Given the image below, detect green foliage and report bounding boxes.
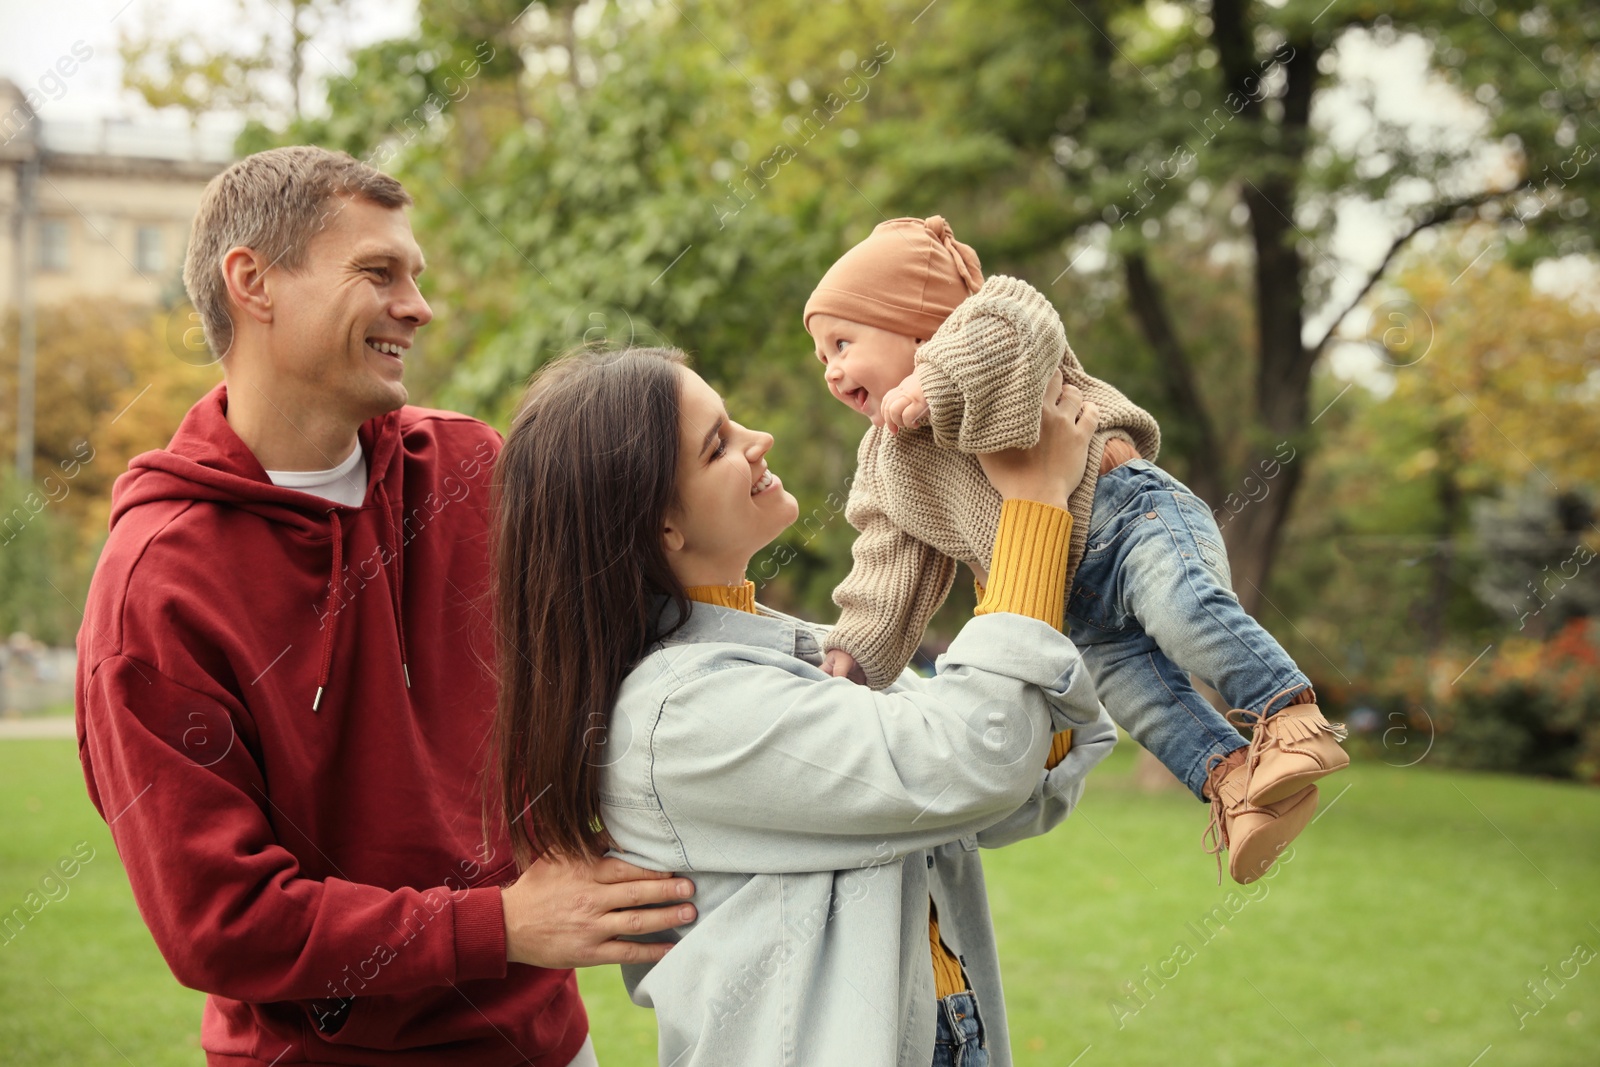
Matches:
[217,0,1600,635]
[1473,483,1600,636]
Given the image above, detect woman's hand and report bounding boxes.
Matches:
[976,370,1099,509]
[502,854,697,968]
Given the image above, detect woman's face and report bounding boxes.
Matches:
[663,367,800,586]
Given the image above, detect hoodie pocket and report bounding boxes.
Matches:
[313,985,453,1052]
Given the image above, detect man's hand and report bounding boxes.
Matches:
[881,367,930,436]
[821,648,868,685]
[502,854,696,968]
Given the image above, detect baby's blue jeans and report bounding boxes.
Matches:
[1066,459,1313,800]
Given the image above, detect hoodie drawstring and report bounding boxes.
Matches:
[377,482,411,689]
[312,485,411,712]
[314,510,343,712]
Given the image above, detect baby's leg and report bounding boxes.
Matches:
[1116,486,1314,719]
[1077,630,1246,801]
[1102,471,1345,808]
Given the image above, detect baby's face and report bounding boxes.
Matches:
[808,314,919,429]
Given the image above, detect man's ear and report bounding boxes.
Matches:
[220,245,276,327]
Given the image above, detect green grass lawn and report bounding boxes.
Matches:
[4,737,1597,1065]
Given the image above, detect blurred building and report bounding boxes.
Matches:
[0,77,233,313]
[2,77,234,480]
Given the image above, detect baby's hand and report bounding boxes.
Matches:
[881,368,930,436]
[822,649,869,686]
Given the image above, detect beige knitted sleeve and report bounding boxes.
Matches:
[824,480,959,691]
[914,275,1068,454]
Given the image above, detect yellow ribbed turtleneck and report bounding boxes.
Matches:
[683,581,758,614]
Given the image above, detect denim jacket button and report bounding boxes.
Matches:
[1145,510,1157,519]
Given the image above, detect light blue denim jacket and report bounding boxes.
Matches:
[599,598,1117,1066]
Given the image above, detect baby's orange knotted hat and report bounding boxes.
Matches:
[803,215,984,340]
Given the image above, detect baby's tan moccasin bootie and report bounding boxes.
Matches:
[1237,698,1349,807]
[1203,752,1319,885]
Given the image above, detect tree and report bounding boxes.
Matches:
[0,303,221,641]
[1267,257,1600,673]
[247,0,881,617]
[259,0,1600,633]
[121,0,355,129]
[737,0,1600,614]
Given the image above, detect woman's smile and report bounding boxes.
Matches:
[665,367,799,586]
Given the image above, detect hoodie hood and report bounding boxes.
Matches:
[110,382,401,536]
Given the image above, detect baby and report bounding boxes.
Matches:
[804,215,1347,883]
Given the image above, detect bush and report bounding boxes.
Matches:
[1324,618,1600,783]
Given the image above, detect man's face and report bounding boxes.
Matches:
[265,196,432,422]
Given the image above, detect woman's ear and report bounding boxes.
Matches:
[661,516,686,555]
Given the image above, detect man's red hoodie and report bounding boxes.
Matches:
[75,384,586,1066]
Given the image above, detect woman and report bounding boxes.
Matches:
[493,347,1117,1066]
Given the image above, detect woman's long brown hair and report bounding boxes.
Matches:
[492,347,691,866]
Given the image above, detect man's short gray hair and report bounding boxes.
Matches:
[183,146,412,357]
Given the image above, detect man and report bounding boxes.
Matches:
[75,146,695,1066]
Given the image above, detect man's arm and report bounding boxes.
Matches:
[81,656,693,1004]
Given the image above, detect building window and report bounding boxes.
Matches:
[135,225,164,273]
[38,219,69,271]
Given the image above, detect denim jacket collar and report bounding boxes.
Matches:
[652,594,826,667]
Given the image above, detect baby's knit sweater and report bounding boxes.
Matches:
[826,274,1163,690]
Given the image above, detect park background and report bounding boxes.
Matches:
[1,0,1598,1063]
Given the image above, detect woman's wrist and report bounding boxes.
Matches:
[999,489,1070,510]
[974,499,1072,629]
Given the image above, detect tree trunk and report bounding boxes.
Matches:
[1123,253,1225,509]
[1225,36,1321,615]
[1133,749,1186,792]
[1222,455,1306,617]
[290,1,306,123]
